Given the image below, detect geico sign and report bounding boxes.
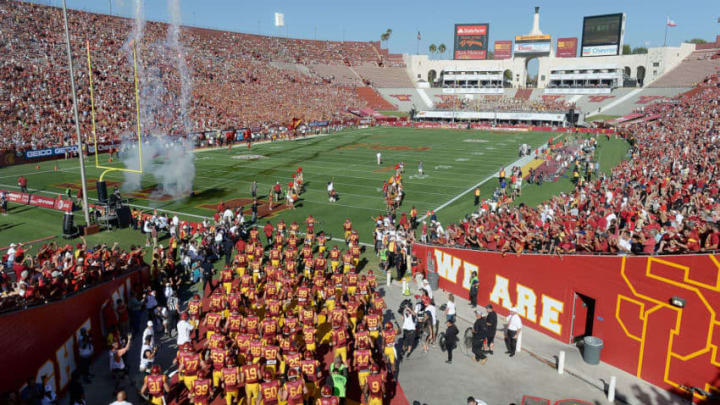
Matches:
[433,250,564,335]
[26,149,53,158]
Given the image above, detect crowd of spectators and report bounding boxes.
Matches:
[0,239,146,312]
[427,74,720,255]
[0,2,383,155]
[433,95,577,114]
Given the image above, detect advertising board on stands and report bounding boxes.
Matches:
[493,40,513,59]
[441,87,504,95]
[513,42,551,54]
[556,37,578,58]
[416,110,565,122]
[544,87,612,95]
[582,45,620,57]
[24,142,121,160]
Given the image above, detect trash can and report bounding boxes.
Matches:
[427,270,439,291]
[582,336,603,365]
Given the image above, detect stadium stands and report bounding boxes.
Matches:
[309,63,363,86]
[429,72,720,254]
[1,2,417,155]
[354,65,415,88]
[649,49,720,88]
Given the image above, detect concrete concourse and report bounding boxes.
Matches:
[380,276,687,405]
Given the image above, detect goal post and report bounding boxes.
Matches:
[86,40,143,182]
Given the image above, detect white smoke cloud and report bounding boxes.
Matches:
[167,0,192,132]
[119,0,196,201]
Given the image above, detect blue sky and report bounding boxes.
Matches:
[36,0,720,54]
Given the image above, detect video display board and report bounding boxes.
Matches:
[581,13,625,57]
[454,23,489,60]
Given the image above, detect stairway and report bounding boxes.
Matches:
[356,87,397,111]
[515,88,533,100]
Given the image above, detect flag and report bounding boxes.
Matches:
[274,12,284,27]
[666,17,676,27]
[290,117,302,130]
[417,31,421,41]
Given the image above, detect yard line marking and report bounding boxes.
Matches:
[418,134,566,222]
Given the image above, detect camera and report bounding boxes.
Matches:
[398,299,412,316]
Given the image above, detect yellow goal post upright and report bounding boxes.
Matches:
[85,39,143,201]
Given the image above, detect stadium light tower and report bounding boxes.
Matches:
[61,0,91,225]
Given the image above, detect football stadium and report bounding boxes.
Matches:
[1,1,720,404]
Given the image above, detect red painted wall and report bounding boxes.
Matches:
[0,268,148,394]
[413,244,720,396]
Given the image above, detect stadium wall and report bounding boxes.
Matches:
[0,267,149,395]
[412,243,720,396]
[405,43,694,89]
[404,54,526,87]
[537,43,695,88]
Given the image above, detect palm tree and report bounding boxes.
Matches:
[385,29,392,49]
[438,43,446,59]
[380,32,389,47]
[429,43,437,58]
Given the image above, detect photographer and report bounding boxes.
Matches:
[401,302,416,358]
[138,334,158,375]
[472,309,488,365]
[444,319,459,364]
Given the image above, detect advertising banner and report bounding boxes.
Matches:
[412,244,720,397]
[1,190,73,213]
[544,87,612,95]
[556,37,578,58]
[4,191,31,204]
[0,268,148,395]
[29,194,57,209]
[513,42,551,54]
[493,40,513,59]
[24,142,120,160]
[441,88,504,95]
[54,198,73,212]
[454,23,489,60]
[415,110,565,121]
[582,44,619,57]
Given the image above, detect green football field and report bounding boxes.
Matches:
[0,127,599,245]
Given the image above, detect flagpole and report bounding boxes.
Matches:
[663,18,668,47]
[416,30,419,55]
